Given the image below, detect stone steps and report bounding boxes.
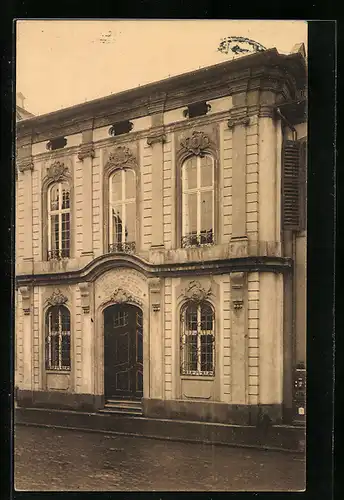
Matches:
[99,399,143,416]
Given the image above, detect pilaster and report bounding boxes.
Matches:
[17,158,34,261]
[147,118,166,249]
[230,272,248,403]
[148,277,164,399]
[78,282,94,394]
[19,286,33,390]
[78,130,95,257]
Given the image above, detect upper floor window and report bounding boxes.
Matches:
[109,169,136,254]
[47,182,70,260]
[181,155,214,248]
[180,301,215,376]
[45,305,71,371]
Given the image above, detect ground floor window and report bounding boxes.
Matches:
[45,305,71,370]
[180,301,215,376]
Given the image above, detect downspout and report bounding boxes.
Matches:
[277,106,298,421]
[276,107,298,141]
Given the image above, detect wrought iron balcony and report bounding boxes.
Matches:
[108,241,136,255]
[181,230,214,249]
[47,249,70,260]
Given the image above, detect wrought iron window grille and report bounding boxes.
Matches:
[47,249,70,260]
[180,304,215,376]
[181,230,214,248]
[108,241,136,254]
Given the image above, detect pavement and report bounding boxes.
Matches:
[14,425,306,492]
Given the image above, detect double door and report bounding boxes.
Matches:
[104,304,143,399]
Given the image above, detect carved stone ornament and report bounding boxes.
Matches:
[110,287,142,306]
[106,146,137,170]
[182,280,212,304]
[147,128,166,146]
[229,237,248,258]
[79,282,90,313]
[46,289,68,307]
[17,157,34,174]
[227,116,251,129]
[180,131,210,156]
[78,142,95,161]
[149,277,161,312]
[46,161,70,182]
[19,286,31,315]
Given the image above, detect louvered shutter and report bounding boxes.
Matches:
[282,140,301,230]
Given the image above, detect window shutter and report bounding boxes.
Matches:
[282,140,301,230]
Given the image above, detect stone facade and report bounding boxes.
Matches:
[15,47,307,425]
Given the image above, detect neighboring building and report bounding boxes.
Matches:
[16,92,34,121]
[15,45,307,426]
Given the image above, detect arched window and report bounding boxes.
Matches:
[109,169,136,253]
[181,155,214,248]
[47,182,70,260]
[45,305,71,370]
[180,301,215,376]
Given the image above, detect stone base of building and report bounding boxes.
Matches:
[16,389,104,412]
[142,398,283,426]
[15,406,305,453]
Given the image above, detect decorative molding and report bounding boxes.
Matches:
[109,287,142,306]
[230,272,246,312]
[227,116,251,129]
[229,237,249,258]
[17,157,34,174]
[181,280,212,304]
[46,161,70,183]
[147,128,166,146]
[180,131,211,156]
[105,145,137,170]
[77,142,95,161]
[79,282,90,314]
[46,289,68,307]
[149,277,161,312]
[19,286,31,315]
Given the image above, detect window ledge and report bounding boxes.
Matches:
[45,370,71,374]
[180,375,215,381]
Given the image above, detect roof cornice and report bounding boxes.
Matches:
[16,49,306,141]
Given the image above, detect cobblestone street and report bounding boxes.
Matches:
[14,425,305,491]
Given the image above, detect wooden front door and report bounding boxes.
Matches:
[104,304,143,400]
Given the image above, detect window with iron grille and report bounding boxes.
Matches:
[45,305,71,371]
[109,169,136,254]
[180,301,215,376]
[47,182,70,260]
[181,155,214,248]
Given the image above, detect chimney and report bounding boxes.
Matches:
[16,92,25,109]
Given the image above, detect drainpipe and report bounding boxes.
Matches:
[276,105,299,422]
[276,107,298,141]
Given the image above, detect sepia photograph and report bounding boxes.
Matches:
[14,19,307,492]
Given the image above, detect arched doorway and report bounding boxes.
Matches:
[104,303,143,400]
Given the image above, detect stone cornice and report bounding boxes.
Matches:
[15,254,293,287]
[16,49,306,142]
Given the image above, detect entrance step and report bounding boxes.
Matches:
[99,399,143,416]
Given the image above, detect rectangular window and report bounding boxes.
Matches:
[181,303,215,376]
[182,155,214,248]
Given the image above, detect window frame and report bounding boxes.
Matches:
[47,181,71,260]
[181,154,215,248]
[180,301,215,376]
[108,168,137,252]
[45,305,71,371]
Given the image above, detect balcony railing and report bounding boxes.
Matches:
[47,249,70,260]
[108,241,136,255]
[181,230,214,249]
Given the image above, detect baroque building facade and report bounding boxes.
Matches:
[15,46,307,426]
